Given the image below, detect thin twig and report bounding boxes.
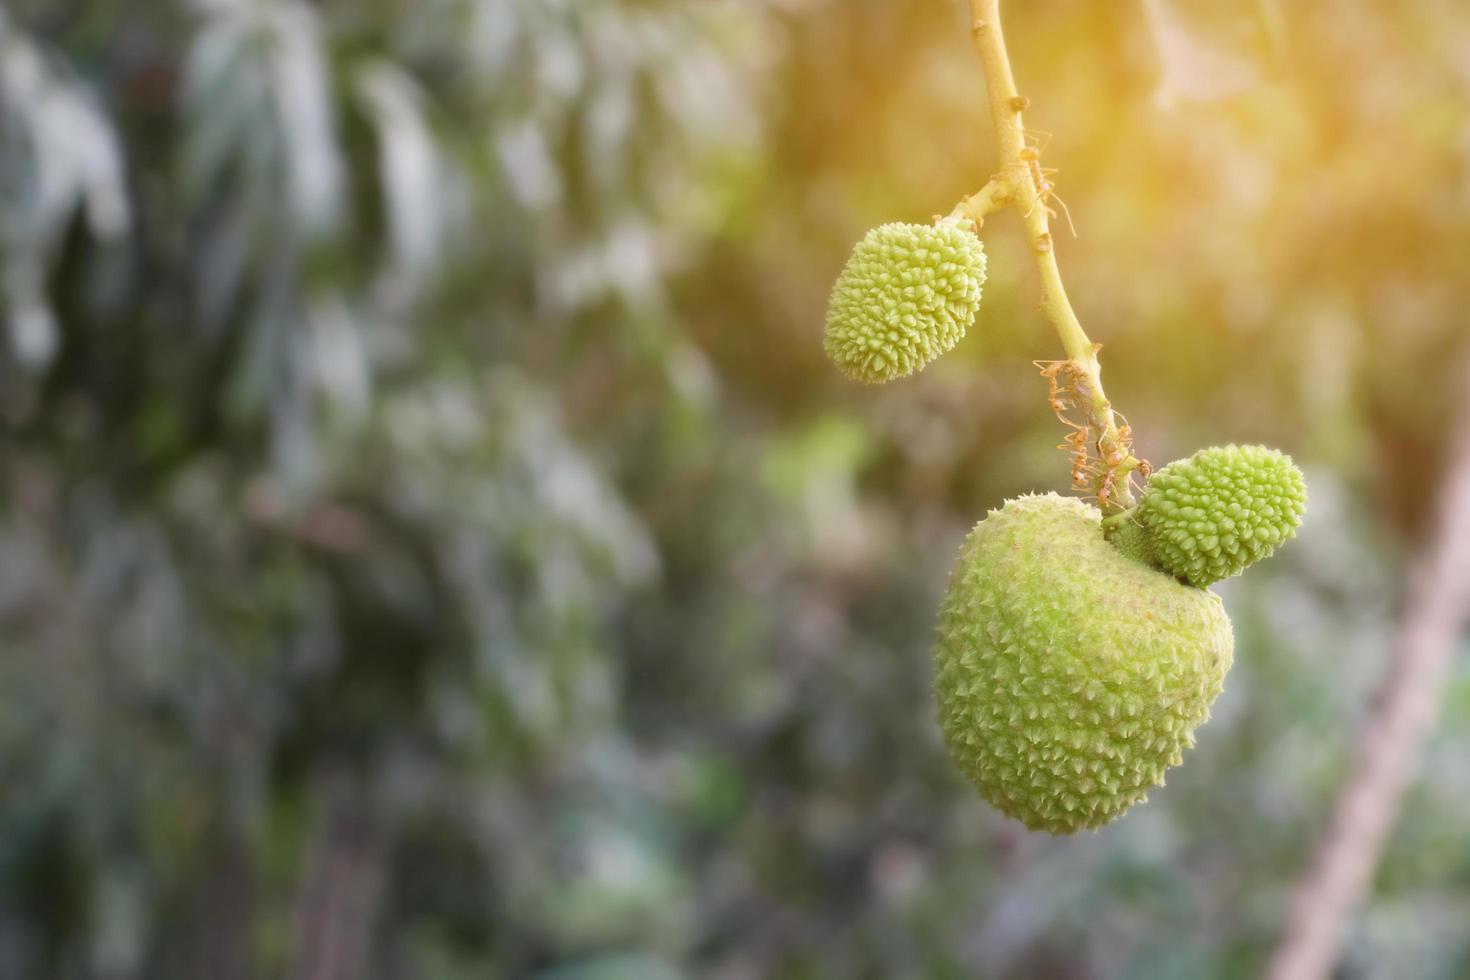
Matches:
[944,174,1014,226]
[1267,368,1470,980]
[964,0,1140,507]
[288,773,388,980]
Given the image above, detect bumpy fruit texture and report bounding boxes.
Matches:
[824,221,986,384]
[1128,445,1307,588]
[935,494,1233,834]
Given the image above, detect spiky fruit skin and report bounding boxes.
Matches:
[1131,445,1307,588]
[824,221,986,384]
[935,494,1234,834]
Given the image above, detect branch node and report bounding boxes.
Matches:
[1009,95,1030,112]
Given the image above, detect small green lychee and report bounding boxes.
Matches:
[824,220,986,384]
[1111,444,1307,588]
[935,493,1233,834]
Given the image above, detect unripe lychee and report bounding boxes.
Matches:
[1115,445,1307,588]
[935,494,1233,834]
[824,220,986,384]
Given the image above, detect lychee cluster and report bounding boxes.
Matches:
[820,213,1306,836]
[823,220,986,384]
[934,494,1234,834]
[1110,445,1307,588]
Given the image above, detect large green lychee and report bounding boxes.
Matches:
[824,220,986,384]
[1110,445,1307,588]
[935,493,1233,834]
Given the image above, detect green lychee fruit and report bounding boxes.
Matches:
[824,220,986,384]
[1112,445,1307,588]
[935,493,1234,834]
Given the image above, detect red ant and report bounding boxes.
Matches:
[1036,359,1099,492]
[1019,131,1077,238]
[1036,359,1154,507]
[1097,469,1118,509]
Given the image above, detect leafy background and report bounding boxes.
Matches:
[1,0,1468,977]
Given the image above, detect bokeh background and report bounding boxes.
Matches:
[2,0,1468,977]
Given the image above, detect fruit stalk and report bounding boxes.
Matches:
[965,0,1140,507]
[944,174,1013,226]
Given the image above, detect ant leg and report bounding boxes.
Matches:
[1022,129,1053,154]
[1051,191,1078,238]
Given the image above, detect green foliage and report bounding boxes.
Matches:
[0,0,766,975]
[935,494,1233,833]
[1120,445,1308,588]
[823,221,986,384]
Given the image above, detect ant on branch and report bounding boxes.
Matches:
[1096,412,1152,508]
[1035,360,1150,508]
[1036,359,1095,491]
[1018,130,1077,238]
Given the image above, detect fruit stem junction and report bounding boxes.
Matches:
[944,175,1014,227]
[960,0,1142,510]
